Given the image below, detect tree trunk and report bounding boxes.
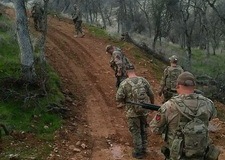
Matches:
[13,0,36,82]
[97,2,106,29]
[152,29,159,51]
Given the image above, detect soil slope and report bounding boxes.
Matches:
[45,16,225,160]
[4,8,225,159]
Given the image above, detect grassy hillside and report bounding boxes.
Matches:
[0,13,64,159]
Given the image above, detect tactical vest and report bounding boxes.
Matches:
[169,96,209,159]
[165,66,183,90]
[127,78,149,114]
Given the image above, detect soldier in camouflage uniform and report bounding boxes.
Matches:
[159,55,184,103]
[150,72,219,160]
[116,64,154,159]
[106,45,132,88]
[31,3,44,31]
[72,4,85,38]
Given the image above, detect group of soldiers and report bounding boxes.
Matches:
[29,2,220,158]
[30,3,84,37]
[106,45,220,160]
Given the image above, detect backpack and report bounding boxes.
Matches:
[121,51,132,76]
[127,78,149,114]
[170,99,209,159]
[165,66,183,90]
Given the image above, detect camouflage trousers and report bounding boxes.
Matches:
[33,17,43,31]
[74,20,83,35]
[127,116,148,154]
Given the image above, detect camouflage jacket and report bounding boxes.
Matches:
[150,93,217,147]
[110,48,131,77]
[160,65,183,91]
[31,5,44,18]
[72,8,82,21]
[116,77,154,117]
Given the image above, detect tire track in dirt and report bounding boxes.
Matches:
[48,26,114,107]
[47,29,116,135]
[46,22,136,159]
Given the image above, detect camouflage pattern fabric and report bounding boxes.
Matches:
[74,20,82,34]
[31,4,44,31]
[110,48,132,88]
[72,7,84,36]
[72,7,82,21]
[116,77,154,117]
[150,93,217,160]
[128,116,148,154]
[116,76,154,154]
[160,65,183,101]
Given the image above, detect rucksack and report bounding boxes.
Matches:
[165,66,183,90]
[170,99,209,159]
[127,78,149,114]
[121,51,132,76]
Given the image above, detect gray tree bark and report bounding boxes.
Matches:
[13,0,36,82]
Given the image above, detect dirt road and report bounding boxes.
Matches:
[45,16,165,160]
[44,16,225,160]
[5,5,224,159]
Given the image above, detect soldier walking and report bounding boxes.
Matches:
[150,72,220,160]
[159,55,183,102]
[72,4,85,38]
[105,45,132,88]
[31,3,44,31]
[116,64,154,159]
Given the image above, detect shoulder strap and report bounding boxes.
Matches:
[170,98,192,121]
[127,79,135,87]
[127,78,142,86]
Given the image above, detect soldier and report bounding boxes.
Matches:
[159,55,183,103]
[31,3,44,31]
[105,45,132,88]
[72,4,85,38]
[150,72,220,160]
[116,64,154,159]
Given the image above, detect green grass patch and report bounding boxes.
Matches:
[86,24,109,38]
[191,49,225,77]
[0,14,64,159]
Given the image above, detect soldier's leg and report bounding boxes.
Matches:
[37,17,42,31]
[33,18,38,31]
[77,21,84,37]
[127,117,143,158]
[79,21,85,37]
[140,116,148,154]
[38,17,44,31]
[74,23,79,37]
[77,21,82,34]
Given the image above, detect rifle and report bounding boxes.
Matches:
[126,101,160,111]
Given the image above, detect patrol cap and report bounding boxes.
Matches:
[126,64,135,70]
[177,71,196,86]
[105,45,113,53]
[169,55,178,63]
